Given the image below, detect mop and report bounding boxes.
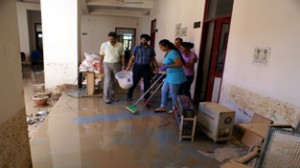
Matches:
[125,73,165,113]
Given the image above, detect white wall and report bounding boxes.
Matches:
[0,0,25,123]
[149,0,205,97]
[220,0,300,124]
[80,0,205,98]
[41,0,79,88]
[81,15,139,60]
[16,2,40,59]
[136,15,151,42]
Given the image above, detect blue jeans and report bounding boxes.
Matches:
[161,80,181,107]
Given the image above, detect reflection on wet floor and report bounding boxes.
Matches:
[23,64,248,168]
[30,95,248,167]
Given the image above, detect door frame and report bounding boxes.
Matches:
[205,18,230,101]
[194,0,233,103]
[150,19,157,47]
[35,23,43,51]
[115,27,136,50]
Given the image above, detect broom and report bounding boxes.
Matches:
[125,73,165,113]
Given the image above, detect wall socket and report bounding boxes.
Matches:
[253,47,271,65]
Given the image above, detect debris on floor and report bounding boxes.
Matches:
[51,93,62,101]
[27,110,49,125]
[26,114,35,125]
[197,148,214,154]
[55,84,78,94]
[22,64,59,139]
[197,144,248,163]
[36,110,49,117]
[32,83,45,93]
[27,110,50,139]
[65,89,89,98]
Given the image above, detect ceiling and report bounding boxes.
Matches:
[82,0,154,17]
[20,0,154,18]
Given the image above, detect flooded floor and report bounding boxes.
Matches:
[22,64,58,139]
[23,64,248,168]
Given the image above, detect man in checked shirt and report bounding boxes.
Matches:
[125,34,159,103]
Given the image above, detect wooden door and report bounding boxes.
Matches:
[150,19,156,47]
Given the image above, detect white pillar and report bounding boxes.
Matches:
[41,0,80,89]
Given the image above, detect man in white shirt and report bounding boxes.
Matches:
[99,32,125,104]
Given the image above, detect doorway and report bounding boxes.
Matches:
[194,0,234,103]
[35,23,43,51]
[115,28,136,66]
[150,19,157,47]
[27,10,43,65]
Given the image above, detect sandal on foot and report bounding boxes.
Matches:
[167,109,175,114]
[167,106,177,114]
[154,107,166,112]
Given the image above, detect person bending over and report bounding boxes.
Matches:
[154,39,186,113]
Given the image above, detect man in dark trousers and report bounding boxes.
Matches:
[125,34,158,102]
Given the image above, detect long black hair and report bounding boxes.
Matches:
[181,42,194,49]
[159,39,185,65]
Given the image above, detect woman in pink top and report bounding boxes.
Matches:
[179,42,198,99]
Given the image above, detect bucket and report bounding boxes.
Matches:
[115,71,133,89]
[32,94,49,107]
[33,83,45,93]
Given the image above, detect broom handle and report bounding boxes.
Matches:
[133,73,165,106]
[145,79,164,102]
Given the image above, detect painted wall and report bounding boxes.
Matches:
[81,15,139,60]
[16,2,40,60]
[148,0,205,97]
[41,0,79,88]
[0,0,25,124]
[136,15,151,43]
[0,0,32,166]
[220,0,300,126]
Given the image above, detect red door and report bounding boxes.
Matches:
[206,18,230,101]
[150,19,156,47]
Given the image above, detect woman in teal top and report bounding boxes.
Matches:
[154,39,187,113]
